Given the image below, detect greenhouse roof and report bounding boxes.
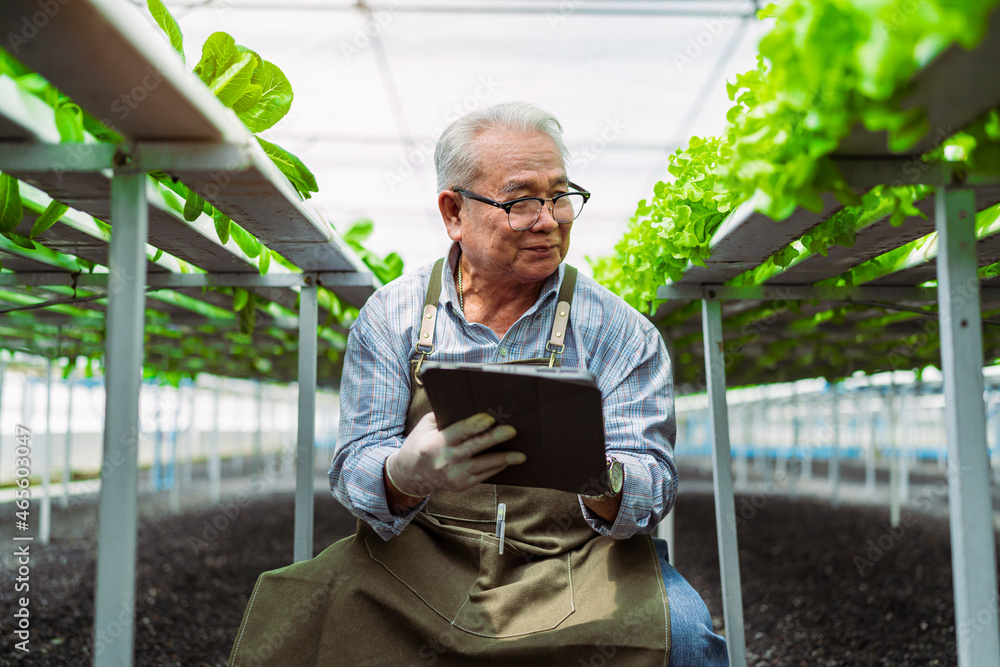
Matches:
[122,0,774,272]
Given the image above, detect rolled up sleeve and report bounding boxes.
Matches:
[580,325,678,539]
[329,307,425,540]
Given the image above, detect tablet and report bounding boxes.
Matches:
[418,361,610,495]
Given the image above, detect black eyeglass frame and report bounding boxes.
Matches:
[453,181,591,230]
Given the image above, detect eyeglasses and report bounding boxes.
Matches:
[453,182,591,231]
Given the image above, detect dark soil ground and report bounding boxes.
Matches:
[0,463,995,666]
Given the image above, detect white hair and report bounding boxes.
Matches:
[434,101,569,193]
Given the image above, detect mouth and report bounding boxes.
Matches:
[524,245,557,253]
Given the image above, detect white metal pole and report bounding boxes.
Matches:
[702,299,747,667]
[753,401,765,478]
[657,507,676,568]
[736,404,749,490]
[232,384,243,475]
[153,382,163,491]
[210,382,221,505]
[0,357,5,482]
[830,383,841,509]
[993,395,1000,484]
[776,398,788,480]
[184,384,194,485]
[936,187,1000,667]
[62,374,74,508]
[294,284,319,563]
[254,380,264,473]
[800,392,812,485]
[93,171,148,667]
[900,385,910,503]
[169,384,181,514]
[889,381,901,528]
[40,358,52,545]
[788,389,800,500]
[866,385,876,497]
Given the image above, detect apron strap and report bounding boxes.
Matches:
[547,265,577,367]
[413,257,445,384]
[414,258,578,376]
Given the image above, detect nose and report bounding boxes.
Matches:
[529,200,560,232]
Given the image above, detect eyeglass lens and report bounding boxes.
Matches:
[509,193,586,229]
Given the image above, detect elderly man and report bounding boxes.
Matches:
[228,102,727,667]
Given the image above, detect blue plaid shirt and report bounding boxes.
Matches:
[330,244,677,541]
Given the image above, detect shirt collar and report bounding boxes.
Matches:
[442,241,563,315]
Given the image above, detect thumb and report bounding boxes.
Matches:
[414,411,438,434]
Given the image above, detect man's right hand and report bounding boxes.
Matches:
[384,411,524,506]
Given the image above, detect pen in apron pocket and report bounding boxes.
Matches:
[495,503,506,554]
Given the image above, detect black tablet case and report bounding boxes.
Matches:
[419,362,609,495]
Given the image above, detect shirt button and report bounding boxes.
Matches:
[499,347,508,357]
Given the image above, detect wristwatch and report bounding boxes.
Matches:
[583,455,624,502]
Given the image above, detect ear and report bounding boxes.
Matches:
[438,190,463,242]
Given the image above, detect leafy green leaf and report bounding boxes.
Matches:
[256,137,318,198]
[14,73,59,107]
[54,103,85,142]
[151,247,164,263]
[229,222,261,258]
[183,188,205,222]
[209,51,256,107]
[146,0,185,63]
[239,61,293,132]
[233,287,249,312]
[6,232,35,250]
[0,50,30,78]
[213,208,231,245]
[30,201,68,239]
[343,218,374,244]
[232,83,263,116]
[257,247,271,275]
[194,32,239,85]
[0,173,23,233]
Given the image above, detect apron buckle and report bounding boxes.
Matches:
[413,347,434,385]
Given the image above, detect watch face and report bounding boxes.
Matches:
[609,461,624,494]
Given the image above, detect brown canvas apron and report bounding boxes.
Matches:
[228,260,670,667]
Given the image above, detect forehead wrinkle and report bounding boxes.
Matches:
[497,173,570,197]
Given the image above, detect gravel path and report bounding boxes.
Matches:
[0,463,995,666]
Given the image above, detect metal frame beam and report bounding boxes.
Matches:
[0,271,375,289]
[834,157,1000,190]
[936,188,1000,666]
[0,142,255,173]
[702,299,747,667]
[293,285,318,564]
[658,284,1000,302]
[92,171,148,667]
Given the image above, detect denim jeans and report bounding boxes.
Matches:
[652,538,730,666]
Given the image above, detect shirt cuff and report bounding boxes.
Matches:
[357,447,429,541]
[579,456,654,539]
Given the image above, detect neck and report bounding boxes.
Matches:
[457,256,550,336]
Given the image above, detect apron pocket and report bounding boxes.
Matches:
[364,523,575,639]
[451,534,575,638]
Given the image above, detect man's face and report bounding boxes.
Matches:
[443,128,572,285]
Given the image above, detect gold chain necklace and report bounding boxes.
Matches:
[457,252,464,313]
